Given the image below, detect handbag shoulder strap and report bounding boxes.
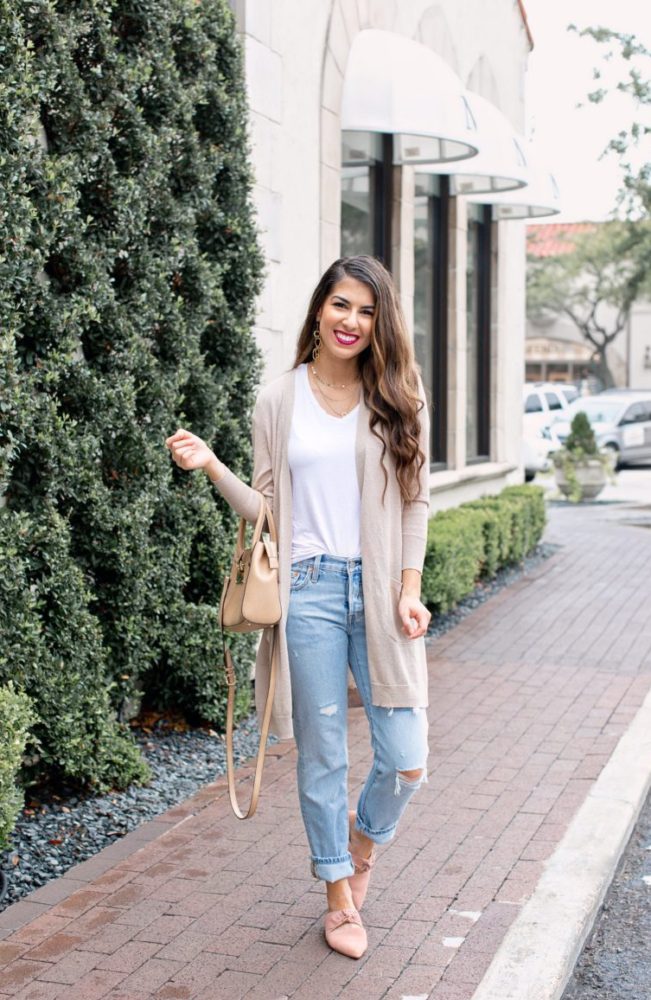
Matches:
[236,490,269,555]
[235,494,278,559]
[222,626,279,819]
[222,491,280,819]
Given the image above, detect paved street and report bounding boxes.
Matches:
[557,464,651,1000]
[562,782,651,1000]
[0,470,650,999]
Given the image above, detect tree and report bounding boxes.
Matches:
[527,221,648,389]
[571,26,651,303]
[527,25,651,390]
[572,27,651,221]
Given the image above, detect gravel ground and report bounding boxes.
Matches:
[0,541,557,912]
[562,784,651,999]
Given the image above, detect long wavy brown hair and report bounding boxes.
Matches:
[292,255,427,504]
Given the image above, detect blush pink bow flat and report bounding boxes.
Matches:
[324,907,367,959]
[348,810,377,910]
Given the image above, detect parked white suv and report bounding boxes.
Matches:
[522,382,576,481]
[549,391,651,469]
[523,382,578,435]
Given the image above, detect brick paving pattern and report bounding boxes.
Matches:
[1,502,651,999]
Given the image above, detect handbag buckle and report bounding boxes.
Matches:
[224,648,237,687]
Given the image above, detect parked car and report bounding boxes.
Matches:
[523,382,578,436]
[522,426,558,481]
[548,392,651,469]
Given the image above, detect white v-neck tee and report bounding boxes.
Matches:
[287,363,361,562]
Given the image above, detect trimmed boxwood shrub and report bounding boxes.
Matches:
[501,484,547,543]
[0,683,35,853]
[0,0,264,789]
[422,484,547,611]
[458,501,511,578]
[422,508,485,613]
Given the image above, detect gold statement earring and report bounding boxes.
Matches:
[312,321,321,363]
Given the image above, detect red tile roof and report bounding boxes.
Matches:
[527,222,599,257]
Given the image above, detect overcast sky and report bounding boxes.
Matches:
[524,0,651,222]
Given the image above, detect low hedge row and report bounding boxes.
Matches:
[421,484,547,612]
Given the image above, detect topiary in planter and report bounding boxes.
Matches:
[553,411,614,502]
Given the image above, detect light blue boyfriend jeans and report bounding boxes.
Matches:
[285,553,429,883]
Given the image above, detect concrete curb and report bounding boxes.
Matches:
[471,685,651,1000]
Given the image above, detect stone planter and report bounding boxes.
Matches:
[554,457,607,501]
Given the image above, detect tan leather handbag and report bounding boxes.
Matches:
[219,492,281,819]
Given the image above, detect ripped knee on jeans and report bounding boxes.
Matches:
[398,768,423,781]
[394,767,427,795]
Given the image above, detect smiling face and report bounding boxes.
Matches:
[315,276,376,367]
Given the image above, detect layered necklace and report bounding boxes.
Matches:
[310,363,361,418]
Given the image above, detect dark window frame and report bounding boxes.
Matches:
[466,204,492,464]
[413,175,449,470]
[371,134,393,269]
[430,178,449,468]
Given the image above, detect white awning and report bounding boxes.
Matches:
[463,149,562,218]
[419,92,528,194]
[341,29,479,165]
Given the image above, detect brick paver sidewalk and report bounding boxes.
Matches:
[2,500,651,999]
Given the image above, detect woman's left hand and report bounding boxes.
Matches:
[398,594,432,639]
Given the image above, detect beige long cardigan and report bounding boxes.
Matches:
[213,365,431,740]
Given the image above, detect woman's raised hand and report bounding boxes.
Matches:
[165,428,216,473]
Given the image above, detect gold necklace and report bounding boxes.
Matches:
[313,380,359,418]
[311,362,360,390]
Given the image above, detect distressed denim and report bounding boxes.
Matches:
[285,553,429,882]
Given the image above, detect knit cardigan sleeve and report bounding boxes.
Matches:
[209,396,272,524]
[401,377,431,573]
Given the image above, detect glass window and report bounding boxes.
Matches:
[621,402,645,424]
[414,174,448,466]
[560,385,579,404]
[341,132,392,266]
[545,392,563,411]
[567,399,622,424]
[525,393,543,413]
[466,204,492,461]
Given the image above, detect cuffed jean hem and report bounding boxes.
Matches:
[310,854,355,883]
[354,817,398,845]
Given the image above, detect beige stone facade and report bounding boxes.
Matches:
[229,0,533,510]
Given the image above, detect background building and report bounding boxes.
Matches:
[228,0,537,509]
[526,222,651,389]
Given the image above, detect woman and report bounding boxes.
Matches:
[166,255,431,959]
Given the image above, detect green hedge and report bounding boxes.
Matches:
[0,0,263,790]
[0,509,151,791]
[422,508,485,613]
[422,484,547,611]
[0,683,35,853]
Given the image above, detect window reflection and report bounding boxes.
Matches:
[341,131,391,265]
[341,166,375,257]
